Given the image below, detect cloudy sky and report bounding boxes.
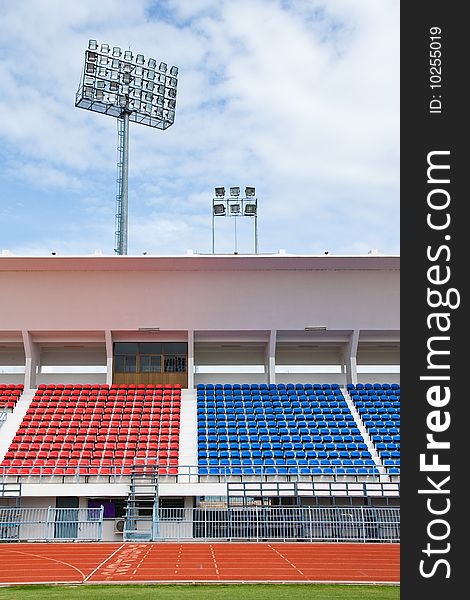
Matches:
[0,0,399,257]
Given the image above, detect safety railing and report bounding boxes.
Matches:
[0,461,400,484]
[0,506,104,542]
[152,506,400,542]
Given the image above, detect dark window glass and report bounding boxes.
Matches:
[163,343,187,354]
[114,355,126,373]
[125,355,137,372]
[140,355,162,372]
[164,355,187,372]
[114,342,139,353]
[139,342,163,354]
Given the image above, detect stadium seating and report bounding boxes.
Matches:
[0,384,24,411]
[0,383,181,476]
[196,383,377,476]
[347,383,400,475]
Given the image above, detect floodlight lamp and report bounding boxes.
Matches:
[213,203,226,216]
[230,187,240,197]
[229,202,241,215]
[136,54,145,65]
[168,88,177,98]
[112,46,121,57]
[170,66,178,76]
[148,58,156,68]
[101,43,110,53]
[88,39,98,50]
[244,203,257,216]
[159,62,167,72]
[124,50,133,61]
[215,187,225,197]
[245,186,256,197]
[167,99,176,109]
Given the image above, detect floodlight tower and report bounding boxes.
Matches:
[75,39,179,254]
[211,186,258,254]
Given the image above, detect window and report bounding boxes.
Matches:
[140,355,162,373]
[114,355,137,373]
[164,355,187,373]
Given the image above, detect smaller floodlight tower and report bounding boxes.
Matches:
[75,40,179,255]
[211,186,258,254]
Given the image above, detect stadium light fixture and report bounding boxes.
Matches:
[75,39,179,255]
[212,186,259,254]
[244,203,257,216]
[230,187,240,197]
[213,203,226,216]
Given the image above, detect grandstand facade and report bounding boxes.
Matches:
[0,253,400,542]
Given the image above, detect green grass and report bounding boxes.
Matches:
[0,584,399,600]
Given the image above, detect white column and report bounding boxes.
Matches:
[266,329,277,384]
[187,329,194,390]
[344,330,360,385]
[105,330,113,386]
[22,330,39,390]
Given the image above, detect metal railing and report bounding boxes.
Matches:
[0,462,399,483]
[153,506,399,542]
[0,506,104,542]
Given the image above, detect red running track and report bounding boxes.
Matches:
[0,542,400,585]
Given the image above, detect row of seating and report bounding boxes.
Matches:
[349,384,401,467]
[0,384,23,410]
[0,385,182,475]
[196,384,382,475]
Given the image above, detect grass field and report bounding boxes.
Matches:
[0,584,400,599]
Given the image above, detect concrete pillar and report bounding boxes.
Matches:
[105,330,113,386]
[22,330,39,390]
[187,329,194,390]
[344,330,360,385]
[266,329,277,384]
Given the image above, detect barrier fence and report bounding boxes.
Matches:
[0,506,103,542]
[0,462,400,482]
[0,505,399,543]
[129,506,400,543]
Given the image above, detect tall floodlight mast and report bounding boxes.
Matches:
[75,40,179,254]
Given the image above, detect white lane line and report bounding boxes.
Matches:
[267,544,305,577]
[83,543,126,582]
[209,544,220,576]
[6,549,87,582]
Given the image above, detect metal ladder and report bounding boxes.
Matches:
[124,465,159,541]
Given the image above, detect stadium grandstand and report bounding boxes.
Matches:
[0,252,399,544]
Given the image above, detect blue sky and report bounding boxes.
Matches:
[0,0,399,256]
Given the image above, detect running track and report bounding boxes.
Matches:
[0,542,399,585]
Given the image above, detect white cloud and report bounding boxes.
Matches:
[0,0,399,256]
